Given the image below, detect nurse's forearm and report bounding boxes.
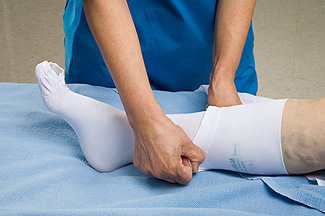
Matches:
[82,0,162,124]
[211,0,256,85]
[82,0,203,185]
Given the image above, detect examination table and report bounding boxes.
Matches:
[0,83,324,215]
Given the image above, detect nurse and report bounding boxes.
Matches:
[63,0,257,184]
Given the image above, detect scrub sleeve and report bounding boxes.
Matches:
[63,0,257,94]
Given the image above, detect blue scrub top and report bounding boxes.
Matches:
[63,0,258,94]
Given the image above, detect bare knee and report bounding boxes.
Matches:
[281,98,325,174]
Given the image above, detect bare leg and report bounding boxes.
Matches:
[35,61,325,175]
[282,99,325,174]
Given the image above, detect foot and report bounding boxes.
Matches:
[35,61,134,172]
[35,61,69,113]
[34,61,204,173]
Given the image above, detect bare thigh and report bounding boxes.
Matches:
[281,98,325,174]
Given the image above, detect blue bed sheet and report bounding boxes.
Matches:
[0,83,324,215]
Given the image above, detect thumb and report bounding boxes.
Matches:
[181,140,206,173]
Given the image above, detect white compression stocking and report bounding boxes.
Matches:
[35,61,204,172]
[35,61,288,175]
[195,101,288,175]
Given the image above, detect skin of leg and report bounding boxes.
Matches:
[36,61,325,175]
[281,98,325,174]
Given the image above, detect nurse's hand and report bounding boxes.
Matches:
[132,114,205,185]
[208,75,242,107]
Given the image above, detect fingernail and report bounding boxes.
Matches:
[191,162,199,173]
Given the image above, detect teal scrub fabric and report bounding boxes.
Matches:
[63,0,258,94]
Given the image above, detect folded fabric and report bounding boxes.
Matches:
[0,83,324,215]
[306,170,325,186]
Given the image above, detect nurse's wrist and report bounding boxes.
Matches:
[207,80,241,107]
[210,67,235,88]
[208,78,236,98]
[208,66,241,107]
[211,61,237,83]
[127,100,166,132]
